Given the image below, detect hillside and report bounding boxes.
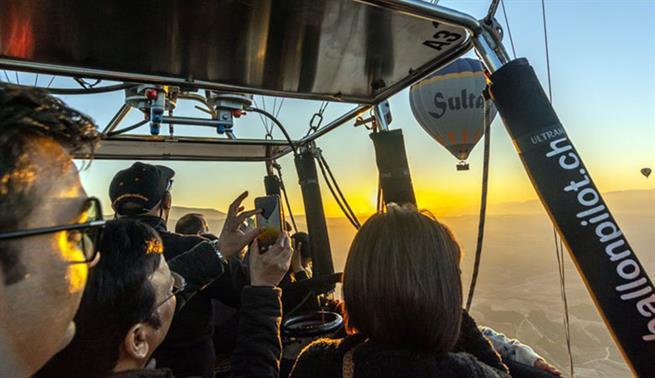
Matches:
[162,188,653,376]
[488,188,655,216]
[167,206,226,234]
[169,206,226,221]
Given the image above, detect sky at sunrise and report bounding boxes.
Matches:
[7,0,654,218]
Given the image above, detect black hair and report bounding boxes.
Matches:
[36,219,164,378]
[175,213,208,235]
[0,84,98,285]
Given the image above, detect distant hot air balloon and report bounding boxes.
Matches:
[409,58,497,170]
[641,168,652,178]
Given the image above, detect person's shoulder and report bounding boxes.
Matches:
[302,337,343,356]
[160,231,206,255]
[173,232,206,244]
[291,338,345,377]
[444,352,511,377]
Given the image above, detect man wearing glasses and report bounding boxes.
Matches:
[0,85,288,377]
[109,163,261,378]
[0,85,104,377]
[38,219,292,378]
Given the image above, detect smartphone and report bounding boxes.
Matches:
[254,195,284,253]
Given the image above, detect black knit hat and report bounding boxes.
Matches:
[109,162,175,215]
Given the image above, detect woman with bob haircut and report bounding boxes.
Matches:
[290,204,509,378]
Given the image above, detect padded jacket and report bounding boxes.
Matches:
[135,216,249,378]
[137,216,249,345]
[290,310,510,378]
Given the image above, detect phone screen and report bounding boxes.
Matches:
[254,195,284,253]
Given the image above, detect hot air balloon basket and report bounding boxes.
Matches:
[457,161,470,171]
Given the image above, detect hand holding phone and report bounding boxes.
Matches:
[249,235,293,287]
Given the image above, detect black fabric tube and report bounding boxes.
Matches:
[490,58,655,376]
[294,150,335,279]
[264,175,281,196]
[370,129,416,207]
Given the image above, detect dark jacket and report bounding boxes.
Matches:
[108,286,283,378]
[280,269,316,315]
[135,216,250,378]
[109,368,174,378]
[290,311,509,378]
[166,240,226,310]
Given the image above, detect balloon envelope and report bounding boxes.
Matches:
[409,58,497,161]
[641,168,652,178]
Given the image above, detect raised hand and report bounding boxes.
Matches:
[216,191,261,258]
[249,235,293,287]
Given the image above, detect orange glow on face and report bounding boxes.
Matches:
[55,232,88,294]
[56,185,83,199]
[2,4,34,59]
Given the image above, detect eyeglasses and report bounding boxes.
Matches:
[0,197,105,264]
[151,271,186,313]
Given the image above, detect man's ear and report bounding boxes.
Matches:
[162,192,172,210]
[123,323,150,360]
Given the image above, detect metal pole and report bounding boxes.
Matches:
[265,160,276,177]
[160,116,222,127]
[101,104,131,135]
[472,32,509,72]
[373,102,390,132]
[358,0,481,33]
